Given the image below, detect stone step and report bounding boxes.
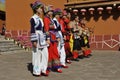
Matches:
[0,35,5,39]
[0,49,30,55]
[0,35,27,54]
[0,39,18,48]
[0,46,23,52]
[0,43,18,47]
[0,38,14,43]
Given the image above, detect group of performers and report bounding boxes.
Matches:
[30,1,93,77]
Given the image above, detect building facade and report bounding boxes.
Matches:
[65,0,120,50]
[6,0,120,50]
[6,0,66,30]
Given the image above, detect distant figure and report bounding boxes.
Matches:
[1,23,6,35]
[119,44,120,51]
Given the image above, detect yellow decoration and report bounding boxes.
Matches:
[69,34,74,52]
[84,36,88,44]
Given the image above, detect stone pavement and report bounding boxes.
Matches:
[0,50,120,80]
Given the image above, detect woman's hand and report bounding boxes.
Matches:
[46,39,50,44]
[57,38,60,42]
[32,42,37,48]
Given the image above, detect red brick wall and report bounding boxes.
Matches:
[89,34,120,50]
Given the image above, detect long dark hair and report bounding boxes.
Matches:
[71,15,79,21]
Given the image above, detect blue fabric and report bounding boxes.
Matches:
[53,20,61,31]
[30,18,36,33]
[52,65,61,69]
[36,19,42,30]
[30,18,43,34]
[47,67,51,71]
[31,33,38,42]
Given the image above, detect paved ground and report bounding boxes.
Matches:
[0,50,120,80]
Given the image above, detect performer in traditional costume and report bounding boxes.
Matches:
[80,19,92,58]
[30,1,49,76]
[44,6,62,73]
[53,8,68,68]
[59,10,72,64]
[70,15,82,61]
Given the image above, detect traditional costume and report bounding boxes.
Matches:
[80,20,92,57]
[44,6,62,73]
[30,1,49,76]
[53,8,68,68]
[71,18,82,61]
[80,26,92,57]
[59,11,72,63]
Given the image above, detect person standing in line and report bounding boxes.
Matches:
[59,10,72,64]
[80,19,92,58]
[1,23,6,35]
[70,15,82,61]
[53,8,68,68]
[44,6,62,73]
[30,1,49,76]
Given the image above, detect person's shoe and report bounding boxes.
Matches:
[33,74,41,77]
[72,58,79,61]
[41,72,49,76]
[84,56,90,58]
[66,60,72,64]
[88,54,92,56]
[56,69,62,73]
[41,70,50,76]
[78,55,84,59]
[46,70,50,73]
[61,65,68,68]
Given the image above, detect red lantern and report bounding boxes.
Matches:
[106,7,112,14]
[97,7,103,14]
[118,6,120,10]
[89,8,95,15]
[80,9,86,15]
